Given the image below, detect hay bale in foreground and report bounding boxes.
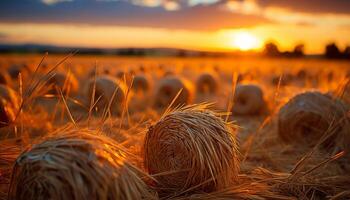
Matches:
[232,84,265,115]
[0,85,19,128]
[87,76,128,115]
[278,91,349,148]
[154,76,194,109]
[8,129,155,200]
[47,72,79,95]
[196,73,218,94]
[143,105,239,194]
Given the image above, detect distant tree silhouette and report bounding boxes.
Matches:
[293,44,304,57]
[263,42,280,57]
[325,43,342,59]
[344,46,350,59]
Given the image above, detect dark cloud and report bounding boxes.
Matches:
[257,0,350,15]
[0,0,271,31]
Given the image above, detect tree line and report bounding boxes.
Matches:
[263,42,350,59]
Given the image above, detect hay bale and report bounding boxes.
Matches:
[196,73,218,94]
[8,129,155,200]
[143,105,239,193]
[87,76,128,115]
[0,70,11,85]
[232,84,265,115]
[7,64,29,80]
[47,72,79,95]
[0,84,19,128]
[154,76,194,109]
[278,91,349,148]
[132,74,150,93]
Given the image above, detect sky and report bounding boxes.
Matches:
[0,0,350,54]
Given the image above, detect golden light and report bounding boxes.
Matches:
[230,31,261,51]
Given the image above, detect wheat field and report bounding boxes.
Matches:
[1,53,350,200]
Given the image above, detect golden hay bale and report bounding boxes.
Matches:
[0,84,19,128]
[87,76,128,115]
[143,105,239,193]
[232,84,265,115]
[8,129,155,200]
[132,74,151,93]
[154,76,194,109]
[47,72,79,95]
[278,91,349,147]
[196,73,219,94]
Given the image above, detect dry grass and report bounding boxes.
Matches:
[0,54,350,200]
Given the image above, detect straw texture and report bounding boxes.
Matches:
[144,104,239,194]
[0,85,19,128]
[278,91,349,148]
[8,129,156,200]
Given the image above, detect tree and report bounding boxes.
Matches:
[344,46,350,59]
[263,42,280,57]
[293,44,304,57]
[325,43,342,59]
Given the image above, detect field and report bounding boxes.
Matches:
[1,54,350,199]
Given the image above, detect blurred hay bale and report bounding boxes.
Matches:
[0,85,19,128]
[232,84,266,115]
[278,91,349,149]
[196,73,218,94]
[0,70,11,86]
[86,75,128,115]
[8,129,156,200]
[154,76,194,109]
[143,104,239,194]
[131,74,151,93]
[7,64,30,80]
[47,72,79,95]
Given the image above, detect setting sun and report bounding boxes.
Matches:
[230,32,262,51]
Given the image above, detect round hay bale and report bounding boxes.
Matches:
[0,70,11,85]
[47,72,79,95]
[8,129,155,200]
[143,105,239,193]
[296,69,307,80]
[196,73,218,94]
[87,76,128,115]
[7,64,29,80]
[132,74,150,93]
[278,92,349,147]
[232,84,265,115]
[154,76,194,109]
[0,84,19,128]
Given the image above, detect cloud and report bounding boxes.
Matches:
[0,0,271,31]
[257,0,350,15]
[41,0,72,5]
[225,0,350,27]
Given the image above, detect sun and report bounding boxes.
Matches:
[230,32,261,51]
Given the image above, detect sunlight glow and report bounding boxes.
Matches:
[230,31,261,51]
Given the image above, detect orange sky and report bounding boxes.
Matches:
[0,0,350,54]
